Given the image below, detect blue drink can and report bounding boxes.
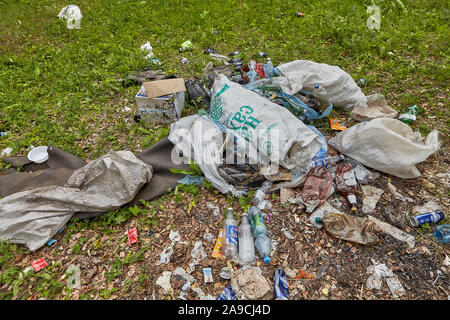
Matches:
[273,269,289,300]
[409,210,445,227]
[217,286,236,300]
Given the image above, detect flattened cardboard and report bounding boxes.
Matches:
[144,78,186,98]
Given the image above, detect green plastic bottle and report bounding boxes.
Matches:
[398,105,419,124]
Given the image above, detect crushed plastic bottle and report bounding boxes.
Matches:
[248,206,271,263]
[238,214,256,265]
[222,208,239,259]
[398,105,418,124]
[335,162,358,212]
[312,83,331,112]
[316,213,380,245]
[434,224,450,244]
[252,181,273,205]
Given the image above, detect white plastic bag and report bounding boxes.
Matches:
[57,5,82,29]
[329,118,440,179]
[276,60,367,111]
[168,114,248,197]
[209,74,322,170]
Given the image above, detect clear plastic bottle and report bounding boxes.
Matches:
[434,224,450,244]
[252,180,273,205]
[310,155,344,169]
[264,58,274,78]
[248,60,259,83]
[238,214,256,265]
[222,208,239,259]
[248,206,271,263]
[312,83,331,111]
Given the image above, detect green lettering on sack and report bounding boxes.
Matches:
[216,84,230,97]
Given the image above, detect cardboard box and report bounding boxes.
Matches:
[135,79,186,125]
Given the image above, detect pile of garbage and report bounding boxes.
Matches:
[0,40,448,300]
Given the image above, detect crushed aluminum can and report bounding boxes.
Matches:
[274,269,289,300]
[217,286,236,300]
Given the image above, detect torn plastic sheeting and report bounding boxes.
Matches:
[0,151,152,252]
[361,185,384,214]
[275,60,367,111]
[329,118,440,179]
[209,74,322,170]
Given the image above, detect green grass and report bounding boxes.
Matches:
[0,0,448,300]
[0,0,448,159]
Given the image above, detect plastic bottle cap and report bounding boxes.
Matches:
[314,83,319,88]
[264,257,271,263]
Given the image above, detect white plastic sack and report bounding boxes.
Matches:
[209,74,322,170]
[0,151,152,251]
[329,118,440,179]
[276,60,367,111]
[57,5,82,29]
[169,114,248,197]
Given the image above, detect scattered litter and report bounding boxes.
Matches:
[159,246,173,265]
[191,240,207,263]
[211,229,224,258]
[330,118,347,130]
[203,231,214,242]
[203,267,213,283]
[318,213,380,245]
[178,175,204,185]
[219,266,232,280]
[141,41,154,59]
[309,201,344,229]
[57,5,82,29]
[367,215,415,249]
[135,79,186,125]
[351,93,398,121]
[1,147,13,157]
[231,266,272,300]
[47,238,56,246]
[180,40,193,51]
[65,265,81,290]
[28,146,48,164]
[273,269,289,300]
[365,260,395,290]
[434,224,450,244]
[155,271,172,294]
[30,258,47,272]
[385,276,406,298]
[206,202,220,218]
[127,227,138,245]
[398,105,419,125]
[409,209,445,227]
[217,286,236,300]
[330,118,440,179]
[181,57,190,65]
[361,185,384,213]
[387,182,413,202]
[295,12,305,17]
[192,287,215,300]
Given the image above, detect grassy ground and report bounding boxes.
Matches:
[0,0,449,300]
